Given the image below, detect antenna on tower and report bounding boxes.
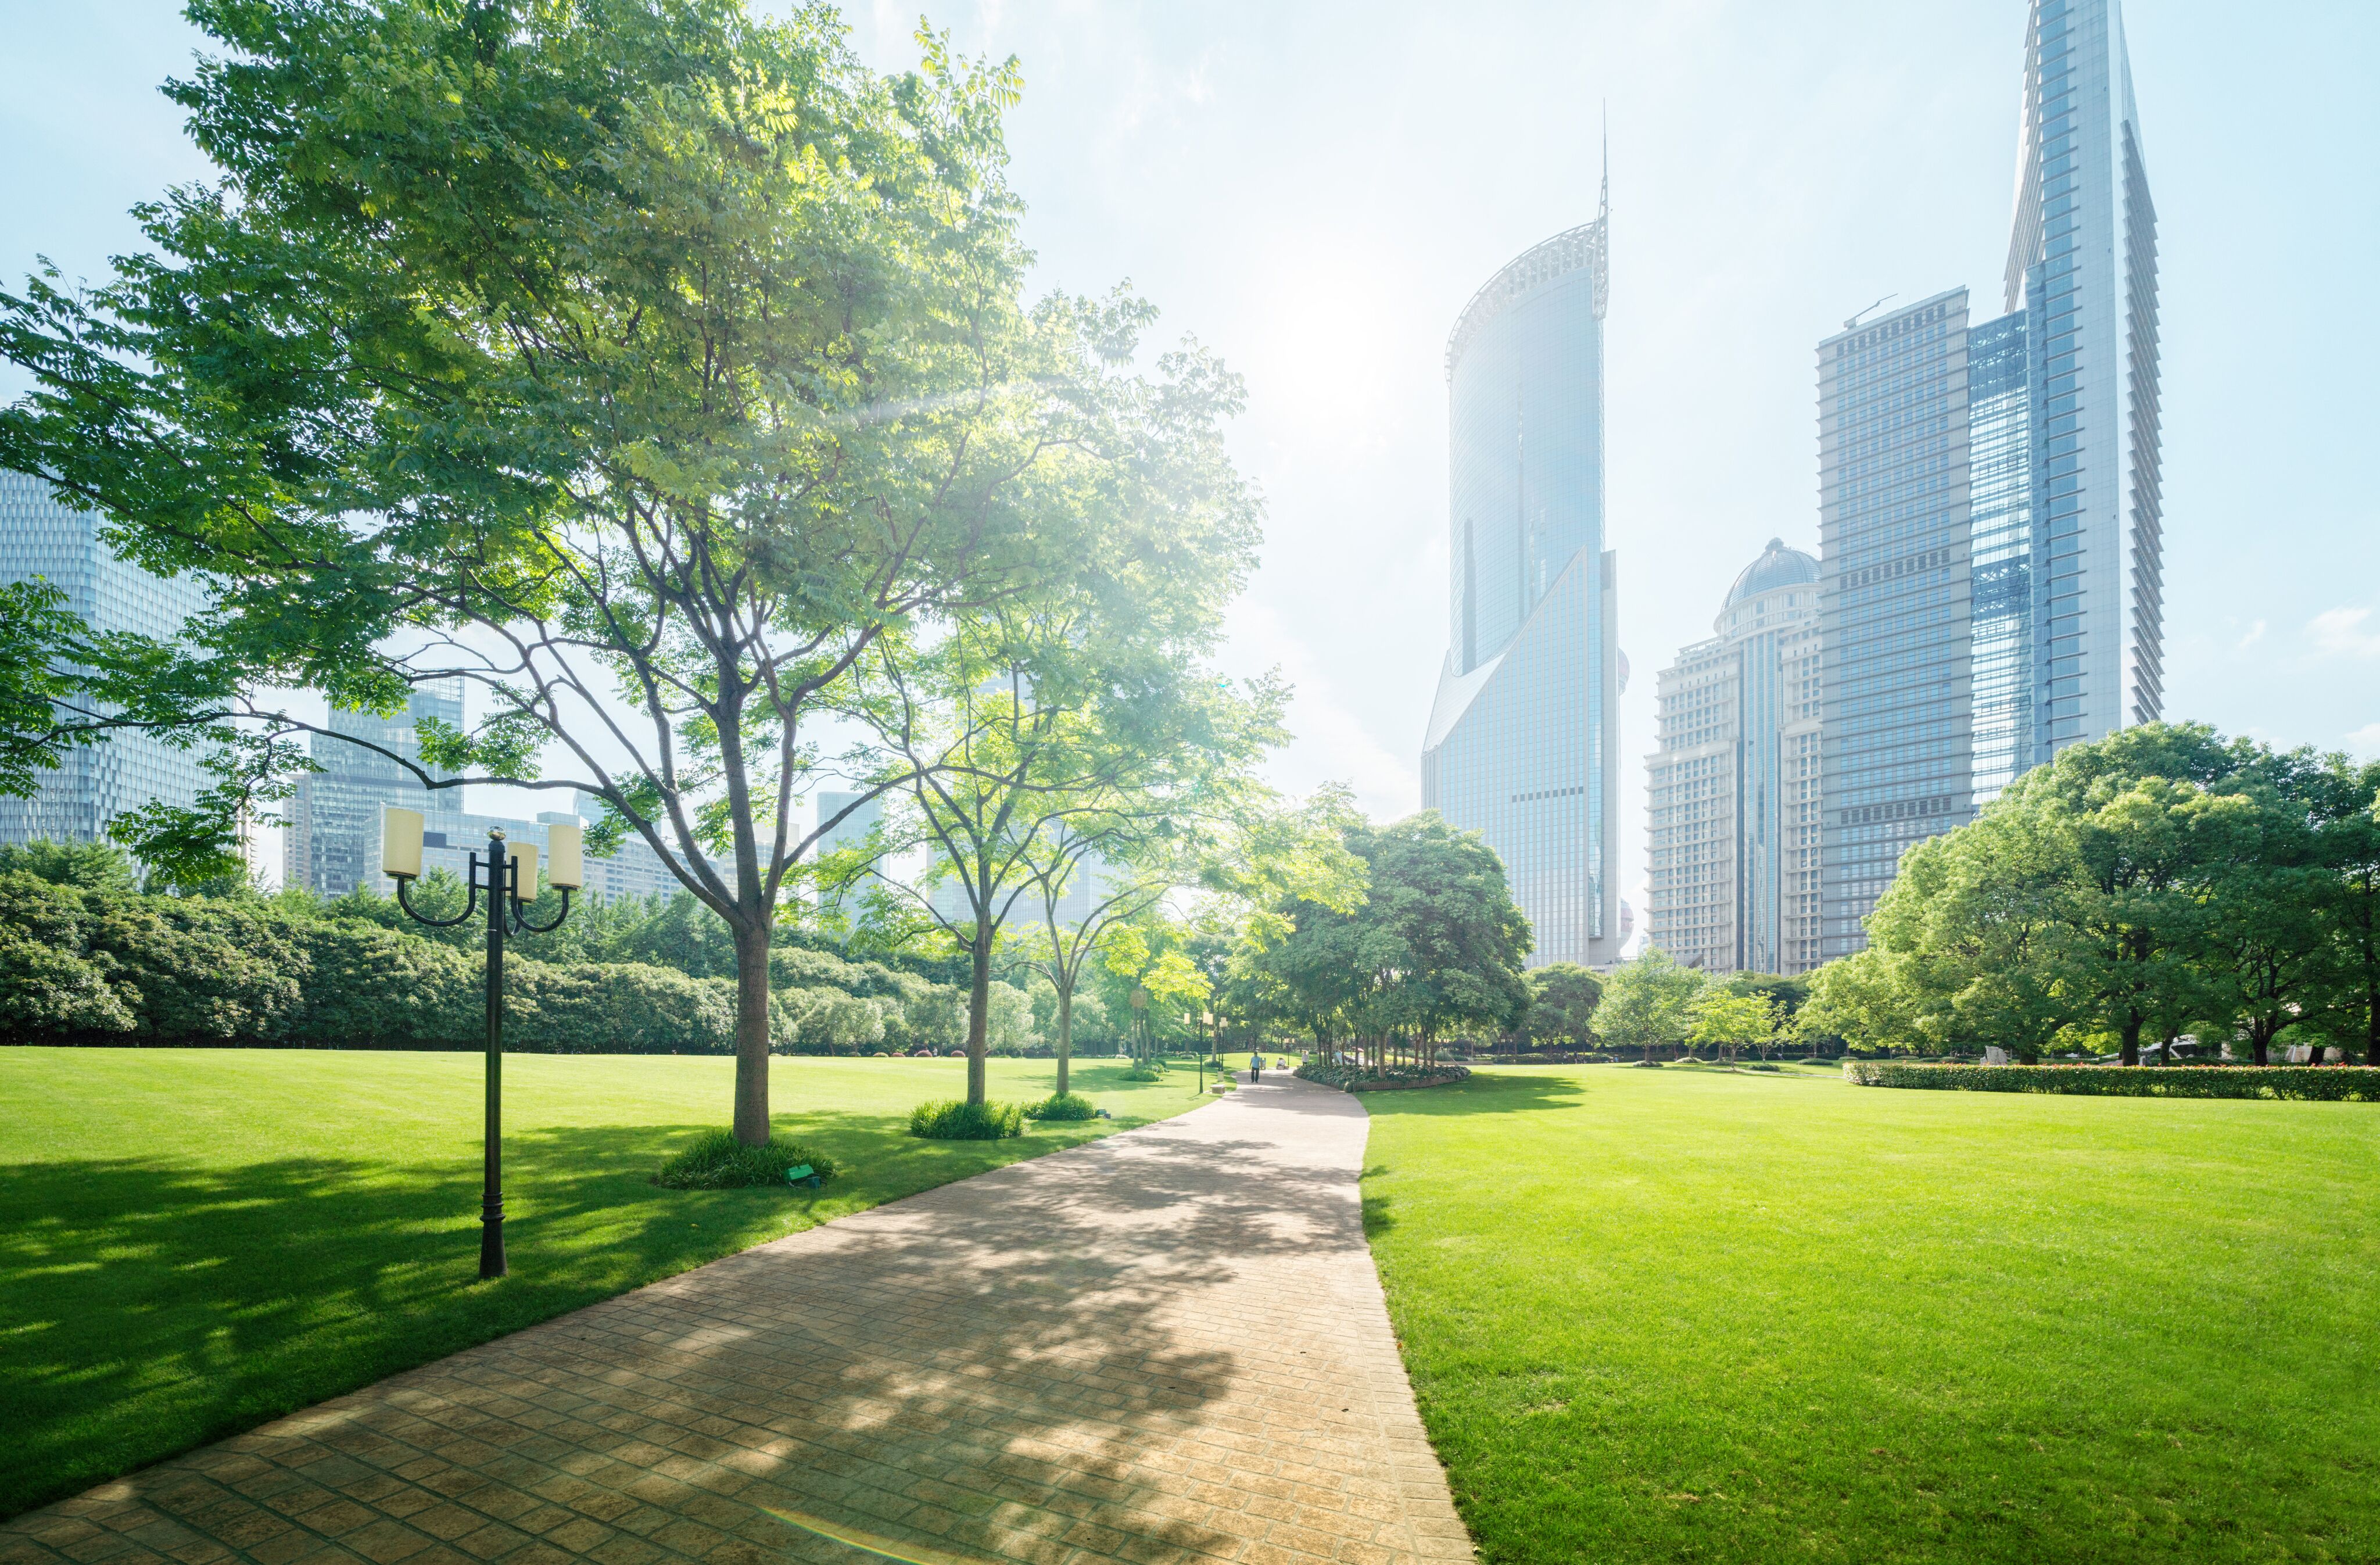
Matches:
[1843,293,1897,330]
[1599,102,1610,226]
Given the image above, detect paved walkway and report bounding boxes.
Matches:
[3,1075,1472,1565]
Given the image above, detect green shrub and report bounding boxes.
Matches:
[1844,1061,2380,1102]
[1295,1059,1471,1093]
[1120,1063,1165,1081]
[908,1098,1026,1140]
[1025,1091,1097,1122]
[652,1130,840,1190]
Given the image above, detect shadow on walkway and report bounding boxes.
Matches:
[3,1077,1474,1565]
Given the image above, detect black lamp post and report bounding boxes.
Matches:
[382,808,580,1280]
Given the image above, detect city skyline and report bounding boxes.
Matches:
[1,2,2371,940]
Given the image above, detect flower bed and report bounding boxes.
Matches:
[1843,1061,2380,1102]
[1296,1060,1472,1093]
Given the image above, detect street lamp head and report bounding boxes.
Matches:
[545,822,584,890]
[507,838,539,898]
[382,805,425,880]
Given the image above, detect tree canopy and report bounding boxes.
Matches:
[1812,723,2380,1066]
[0,0,1263,1140]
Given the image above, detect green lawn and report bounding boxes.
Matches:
[1363,1063,2379,1564]
[0,1048,1209,1519]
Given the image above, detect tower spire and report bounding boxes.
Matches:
[1591,105,1611,320]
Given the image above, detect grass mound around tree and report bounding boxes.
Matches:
[908,1098,1026,1140]
[651,1129,839,1190]
[1024,1091,1098,1121]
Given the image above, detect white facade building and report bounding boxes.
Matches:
[1646,541,1824,975]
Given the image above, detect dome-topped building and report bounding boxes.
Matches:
[1644,538,1825,975]
[1724,538,1819,608]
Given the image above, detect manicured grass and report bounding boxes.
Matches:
[1361,1064,2379,1564]
[0,1049,1209,1518]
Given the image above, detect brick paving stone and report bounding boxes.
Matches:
[6,1077,1471,1563]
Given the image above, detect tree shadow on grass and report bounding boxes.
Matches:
[0,1104,1160,1521]
[1358,1068,1592,1120]
[5,1087,1394,1564]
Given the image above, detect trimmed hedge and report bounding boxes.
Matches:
[1295,1060,1472,1093]
[1844,1061,2380,1102]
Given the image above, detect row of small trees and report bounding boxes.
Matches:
[1799,723,2380,1065]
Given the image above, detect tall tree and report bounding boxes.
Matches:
[2306,754,2380,1067]
[0,2,1250,1142]
[1596,947,1707,1064]
[1521,963,1604,1054]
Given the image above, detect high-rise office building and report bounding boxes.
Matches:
[403,797,679,904]
[2006,0,2163,744]
[284,680,465,898]
[1816,291,1978,958]
[1420,171,1623,967]
[1646,540,1825,974]
[1816,0,2159,955]
[0,474,213,847]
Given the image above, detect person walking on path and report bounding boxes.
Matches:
[1249,1050,1263,1083]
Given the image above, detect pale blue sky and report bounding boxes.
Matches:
[3,2,2375,918]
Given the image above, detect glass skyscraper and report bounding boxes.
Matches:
[1816,291,1978,959]
[2006,0,2164,744]
[0,473,213,848]
[1646,540,1824,975]
[1420,174,1622,966]
[284,679,467,898]
[1816,0,2160,954]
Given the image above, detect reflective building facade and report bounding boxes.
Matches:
[2005,0,2163,744]
[1816,0,2159,954]
[1420,178,1623,967]
[1646,540,1823,974]
[1816,292,1977,958]
[284,680,467,898]
[0,473,213,847]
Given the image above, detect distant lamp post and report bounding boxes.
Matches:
[382,806,582,1280]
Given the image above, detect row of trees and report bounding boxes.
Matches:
[1800,724,2380,1066]
[0,3,1295,1140]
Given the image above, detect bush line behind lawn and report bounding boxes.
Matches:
[1294,1059,1471,1092]
[0,1050,1209,1520]
[1846,1060,2380,1101]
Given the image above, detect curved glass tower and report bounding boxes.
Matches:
[1420,174,1622,966]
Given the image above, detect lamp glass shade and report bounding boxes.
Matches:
[507,839,539,896]
[382,806,425,879]
[545,822,584,889]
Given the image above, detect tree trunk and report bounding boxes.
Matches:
[732,918,773,1145]
[965,919,991,1106]
[2249,1022,2271,1068]
[1055,983,1074,1098]
[2120,1014,2142,1068]
[2367,984,2379,1068]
